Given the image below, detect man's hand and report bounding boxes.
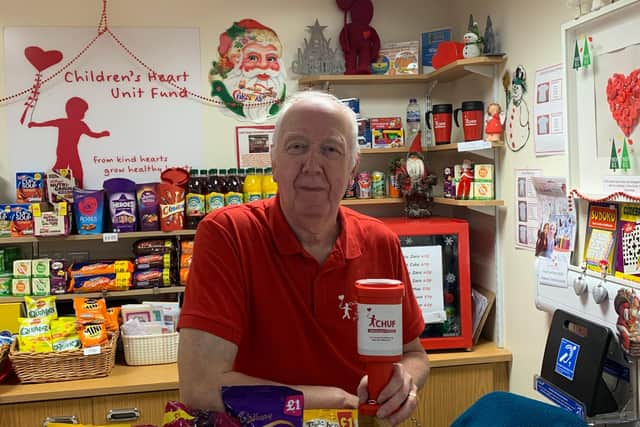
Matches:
[357,363,419,426]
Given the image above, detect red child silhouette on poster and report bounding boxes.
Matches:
[28,97,110,189]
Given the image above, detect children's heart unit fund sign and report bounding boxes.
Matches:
[4,27,203,193]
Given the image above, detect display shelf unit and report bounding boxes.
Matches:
[0,285,185,304]
[341,197,403,206]
[298,57,506,87]
[0,229,197,245]
[426,141,505,152]
[433,197,504,207]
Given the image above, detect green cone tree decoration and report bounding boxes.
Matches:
[610,139,619,171]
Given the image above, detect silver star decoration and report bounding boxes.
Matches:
[446,273,456,283]
[444,236,454,246]
[403,237,414,245]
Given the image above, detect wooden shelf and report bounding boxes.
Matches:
[0,285,185,303]
[433,197,504,207]
[360,147,408,154]
[426,141,505,152]
[298,56,506,86]
[0,229,197,245]
[341,197,403,206]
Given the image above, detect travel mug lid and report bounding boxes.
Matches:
[461,101,484,111]
[432,104,453,114]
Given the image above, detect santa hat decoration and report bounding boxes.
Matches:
[213,19,282,78]
[408,132,423,157]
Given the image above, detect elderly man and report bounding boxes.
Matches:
[178,91,429,425]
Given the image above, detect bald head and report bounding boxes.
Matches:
[272,91,360,168]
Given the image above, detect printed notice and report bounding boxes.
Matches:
[534,64,566,156]
[401,245,445,323]
[515,169,543,250]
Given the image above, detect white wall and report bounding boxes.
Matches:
[0,0,581,404]
[455,0,576,399]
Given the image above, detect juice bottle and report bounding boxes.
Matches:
[225,168,243,206]
[238,168,247,188]
[243,167,262,203]
[218,168,228,196]
[262,167,278,199]
[205,168,224,213]
[185,169,205,229]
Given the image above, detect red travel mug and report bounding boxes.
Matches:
[426,104,453,145]
[355,279,404,416]
[454,101,484,141]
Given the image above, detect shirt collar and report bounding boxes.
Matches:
[267,196,362,260]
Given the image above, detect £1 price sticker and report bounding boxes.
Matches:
[102,233,119,243]
[283,395,303,417]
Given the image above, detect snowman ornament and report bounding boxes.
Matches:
[505,65,531,152]
[463,31,482,58]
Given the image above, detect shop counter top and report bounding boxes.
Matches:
[0,340,511,405]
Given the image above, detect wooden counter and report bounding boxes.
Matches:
[0,340,512,427]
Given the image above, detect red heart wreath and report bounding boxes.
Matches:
[607,69,640,137]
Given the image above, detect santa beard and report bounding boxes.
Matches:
[223,62,286,121]
[406,156,425,182]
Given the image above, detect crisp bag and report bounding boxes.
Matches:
[222,385,304,427]
[163,401,240,427]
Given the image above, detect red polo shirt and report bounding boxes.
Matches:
[178,196,424,394]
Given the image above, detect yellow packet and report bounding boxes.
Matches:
[18,335,53,353]
[24,295,58,321]
[52,335,81,352]
[303,409,358,427]
[18,317,51,337]
[51,318,78,339]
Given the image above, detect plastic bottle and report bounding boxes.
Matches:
[185,169,205,229]
[238,168,247,188]
[243,167,262,203]
[261,167,278,199]
[406,98,421,148]
[205,168,224,213]
[225,168,243,206]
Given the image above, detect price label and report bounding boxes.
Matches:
[103,233,119,243]
[457,140,491,152]
[283,395,303,417]
[31,203,41,217]
[83,346,101,356]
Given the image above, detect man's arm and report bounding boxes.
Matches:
[356,338,429,426]
[179,328,360,412]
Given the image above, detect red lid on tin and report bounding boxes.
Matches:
[161,167,190,186]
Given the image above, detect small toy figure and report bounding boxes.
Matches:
[485,103,505,142]
[615,288,640,356]
[456,159,473,200]
[397,136,437,217]
[462,30,482,58]
[336,0,380,75]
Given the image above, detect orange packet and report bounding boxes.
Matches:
[74,298,108,324]
[78,323,107,347]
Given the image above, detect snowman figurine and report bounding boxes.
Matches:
[463,31,482,58]
[505,65,531,152]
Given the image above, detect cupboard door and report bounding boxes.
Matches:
[92,390,179,425]
[0,397,94,427]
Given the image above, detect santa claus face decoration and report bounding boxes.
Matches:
[210,19,287,122]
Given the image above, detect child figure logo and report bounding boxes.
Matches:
[337,294,355,320]
[28,97,110,189]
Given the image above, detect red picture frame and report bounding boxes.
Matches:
[381,217,473,351]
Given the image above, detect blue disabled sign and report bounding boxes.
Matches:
[555,338,580,381]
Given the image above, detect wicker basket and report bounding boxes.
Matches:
[9,332,118,384]
[0,344,9,364]
[122,332,178,366]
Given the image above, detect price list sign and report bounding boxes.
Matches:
[401,245,444,324]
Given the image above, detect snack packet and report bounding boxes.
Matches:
[25,295,58,321]
[78,323,107,347]
[303,409,358,427]
[162,400,240,427]
[74,298,108,324]
[222,385,304,427]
